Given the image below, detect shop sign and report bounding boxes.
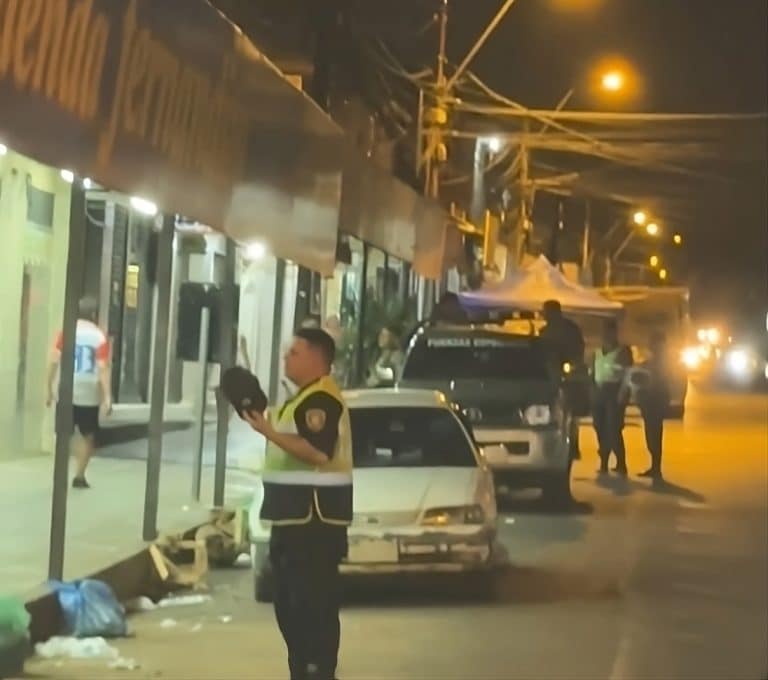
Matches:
[0,0,342,274]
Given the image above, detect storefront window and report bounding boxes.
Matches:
[360,251,419,387]
[322,237,364,387]
[294,267,323,330]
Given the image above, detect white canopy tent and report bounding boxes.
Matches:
[460,255,623,315]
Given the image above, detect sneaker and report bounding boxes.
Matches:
[612,465,628,476]
[638,468,656,478]
[72,477,90,489]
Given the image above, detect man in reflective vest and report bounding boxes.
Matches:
[592,318,633,475]
[244,328,352,680]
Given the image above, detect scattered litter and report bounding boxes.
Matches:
[190,623,203,633]
[234,552,252,567]
[51,580,127,638]
[109,656,140,670]
[35,636,119,661]
[159,619,178,629]
[218,615,232,624]
[123,596,156,613]
[158,594,211,609]
[182,505,191,512]
[504,517,516,525]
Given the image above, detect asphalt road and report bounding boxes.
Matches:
[30,386,768,680]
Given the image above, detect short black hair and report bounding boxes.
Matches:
[543,300,562,314]
[295,327,336,367]
[78,296,99,322]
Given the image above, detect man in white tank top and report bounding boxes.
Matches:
[47,297,112,489]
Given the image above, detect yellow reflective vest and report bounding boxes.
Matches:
[594,347,628,385]
[260,376,353,526]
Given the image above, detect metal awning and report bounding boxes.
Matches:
[0,0,343,274]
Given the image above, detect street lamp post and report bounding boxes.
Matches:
[471,136,502,223]
[603,210,663,286]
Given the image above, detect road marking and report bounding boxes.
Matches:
[676,499,708,510]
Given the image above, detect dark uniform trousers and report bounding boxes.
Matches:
[270,515,348,680]
[592,382,627,470]
[640,401,665,473]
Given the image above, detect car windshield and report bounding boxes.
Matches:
[402,335,550,381]
[349,407,477,468]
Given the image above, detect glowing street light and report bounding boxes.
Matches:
[649,255,659,268]
[484,137,502,153]
[659,268,668,281]
[646,222,660,237]
[0,143,7,156]
[601,70,625,92]
[673,233,683,245]
[633,211,647,226]
[60,169,75,183]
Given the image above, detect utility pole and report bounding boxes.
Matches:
[417,0,449,318]
[427,0,449,201]
[513,118,529,265]
[581,200,591,282]
[416,0,518,310]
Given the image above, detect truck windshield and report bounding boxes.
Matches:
[402,336,551,381]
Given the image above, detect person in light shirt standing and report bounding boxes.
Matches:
[47,297,112,489]
[592,318,633,476]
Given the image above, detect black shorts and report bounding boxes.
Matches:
[73,406,100,437]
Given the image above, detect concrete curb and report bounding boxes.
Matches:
[25,547,164,644]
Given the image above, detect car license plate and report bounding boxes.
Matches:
[347,539,398,564]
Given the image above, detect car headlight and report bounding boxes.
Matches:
[422,505,485,526]
[681,346,702,370]
[522,404,552,426]
[726,348,756,377]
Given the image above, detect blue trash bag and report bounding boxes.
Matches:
[51,580,127,638]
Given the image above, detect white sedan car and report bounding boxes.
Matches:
[249,389,498,600]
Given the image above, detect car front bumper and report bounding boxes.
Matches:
[473,426,569,475]
[342,526,495,573]
[251,526,496,575]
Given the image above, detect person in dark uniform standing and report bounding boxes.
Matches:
[628,332,671,481]
[244,328,352,680]
[540,300,586,459]
[592,318,633,475]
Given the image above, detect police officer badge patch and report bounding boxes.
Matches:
[305,409,326,432]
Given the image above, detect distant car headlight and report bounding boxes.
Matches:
[681,347,702,370]
[422,505,485,526]
[522,404,552,426]
[725,348,757,378]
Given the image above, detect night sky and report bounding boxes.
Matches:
[225,0,767,331]
[457,0,767,328]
